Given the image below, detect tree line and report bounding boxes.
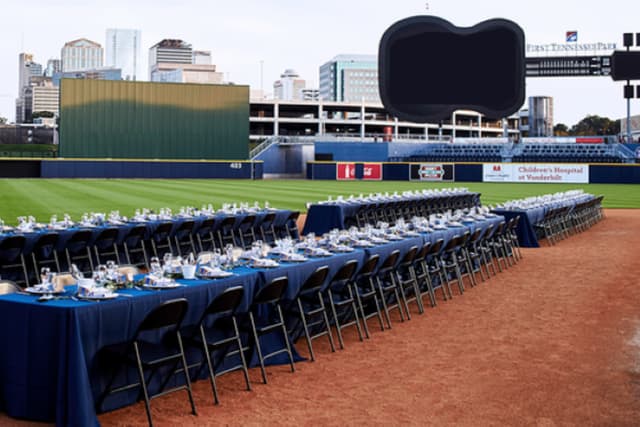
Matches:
[554,115,620,136]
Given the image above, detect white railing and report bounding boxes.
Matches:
[249,136,281,159]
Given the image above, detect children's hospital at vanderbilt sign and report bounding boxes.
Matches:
[483,164,589,183]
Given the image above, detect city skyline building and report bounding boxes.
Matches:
[192,50,212,65]
[61,38,103,72]
[18,53,42,93]
[149,39,193,80]
[44,59,61,77]
[273,69,306,101]
[150,63,223,84]
[105,28,142,81]
[319,54,380,103]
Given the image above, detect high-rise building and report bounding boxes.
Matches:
[44,59,61,77]
[192,50,212,65]
[149,39,223,84]
[319,54,379,103]
[18,53,42,92]
[273,69,306,101]
[301,88,320,101]
[150,64,223,84]
[149,39,193,80]
[61,38,104,72]
[105,29,141,81]
[16,53,44,123]
[32,84,60,116]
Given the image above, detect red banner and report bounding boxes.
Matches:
[362,163,382,180]
[576,137,603,144]
[336,163,356,180]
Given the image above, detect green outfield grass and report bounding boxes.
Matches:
[0,179,638,224]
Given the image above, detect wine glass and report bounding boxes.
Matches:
[149,257,161,276]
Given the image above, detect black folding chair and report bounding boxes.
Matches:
[259,213,277,244]
[217,216,237,248]
[30,232,61,278]
[325,259,364,349]
[438,236,466,296]
[395,246,424,316]
[93,228,121,265]
[375,250,405,329]
[465,228,487,283]
[195,218,218,253]
[352,254,385,338]
[247,276,296,384]
[122,225,149,270]
[237,215,257,249]
[150,222,174,259]
[173,220,196,256]
[288,265,336,361]
[282,211,300,240]
[96,298,197,427]
[0,235,29,287]
[183,286,251,405]
[64,229,94,276]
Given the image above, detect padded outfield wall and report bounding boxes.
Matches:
[59,79,249,159]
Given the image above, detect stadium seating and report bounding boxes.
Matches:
[388,142,629,163]
[511,143,623,163]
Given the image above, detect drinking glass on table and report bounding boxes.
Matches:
[149,257,162,277]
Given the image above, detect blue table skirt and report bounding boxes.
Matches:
[492,209,540,248]
[0,210,292,260]
[0,214,502,426]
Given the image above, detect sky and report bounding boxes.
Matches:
[0,0,638,126]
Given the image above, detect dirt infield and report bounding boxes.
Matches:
[4,209,640,426]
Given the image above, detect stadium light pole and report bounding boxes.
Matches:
[260,60,264,93]
[626,43,631,143]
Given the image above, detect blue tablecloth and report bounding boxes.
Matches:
[302,193,481,236]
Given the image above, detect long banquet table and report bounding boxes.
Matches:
[302,192,481,236]
[491,194,595,248]
[0,209,293,263]
[0,214,503,426]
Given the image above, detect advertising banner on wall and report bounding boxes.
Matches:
[410,164,454,181]
[483,163,589,183]
[362,163,383,180]
[336,163,356,180]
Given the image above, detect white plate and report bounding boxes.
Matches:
[198,271,233,278]
[307,251,332,257]
[385,235,403,241]
[251,260,280,268]
[143,282,181,289]
[330,246,354,253]
[281,256,308,263]
[77,293,119,300]
[24,286,64,295]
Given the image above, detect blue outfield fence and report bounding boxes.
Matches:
[306,161,640,184]
[0,158,263,179]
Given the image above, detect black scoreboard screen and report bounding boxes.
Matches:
[525,56,611,77]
